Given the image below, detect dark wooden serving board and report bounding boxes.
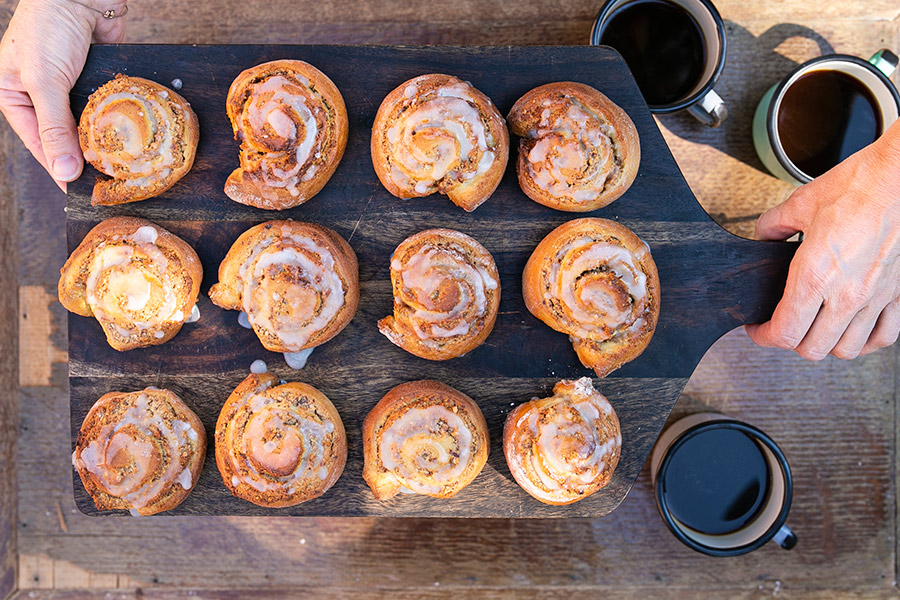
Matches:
[67,44,796,517]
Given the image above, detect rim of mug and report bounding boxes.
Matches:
[590,0,727,112]
[767,53,900,184]
[654,420,793,557]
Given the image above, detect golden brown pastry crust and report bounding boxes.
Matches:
[503,377,621,505]
[58,216,203,351]
[215,372,347,507]
[73,387,206,516]
[362,380,489,500]
[378,228,500,360]
[522,218,659,377]
[224,60,349,210]
[370,74,509,212]
[208,220,359,353]
[79,74,199,206]
[508,82,640,212]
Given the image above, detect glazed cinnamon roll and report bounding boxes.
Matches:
[362,380,489,500]
[73,388,206,516]
[78,75,199,205]
[508,82,639,212]
[58,217,203,351]
[208,221,359,365]
[504,377,621,505]
[523,218,659,377]
[371,74,509,212]
[225,60,349,210]
[215,372,347,507]
[378,229,500,360]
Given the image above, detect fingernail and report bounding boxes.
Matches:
[52,155,80,181]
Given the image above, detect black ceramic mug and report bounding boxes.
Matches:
[591,0,728,126]
[649,413,797,556]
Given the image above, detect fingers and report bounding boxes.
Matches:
[755,189,813,241]
[831,305,881,359]
[861,299,900,355]
[22,70,82,185]
[93,14,127,44]
[794,299,860,360]
[745,242,824,351]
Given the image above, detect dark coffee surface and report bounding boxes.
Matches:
[661,427,771,535]
[778,70,881,179]
[599,0,707,107]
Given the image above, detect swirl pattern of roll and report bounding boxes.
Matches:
[371,74,509,212]
[78,74,199,205]
[209,220,359,354]
[72,387,206,516]
[58,217,203,351]
[522,218,660,377]
[215,372,347,507]
[378,229,500,360]
[504,377,621,505]
[363,380,489,499]
[225,60,349,210]
[508,82,639,212]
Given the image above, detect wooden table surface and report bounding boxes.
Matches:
[1,0,898,597]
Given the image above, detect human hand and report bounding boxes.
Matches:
[746,119,900,360]
[0,0,126,191]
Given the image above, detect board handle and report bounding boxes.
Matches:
[710,235,799,326]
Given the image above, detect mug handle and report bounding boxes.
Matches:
[686,88,728,128]
[771,524,797,550]
[869,49,899,78]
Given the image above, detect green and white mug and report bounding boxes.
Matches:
[753,50,900,185]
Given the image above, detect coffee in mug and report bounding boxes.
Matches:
[591,0,728,127]
[753,50,900,184]
[650,413,796,556]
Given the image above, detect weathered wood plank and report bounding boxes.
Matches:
[0,10,19,592]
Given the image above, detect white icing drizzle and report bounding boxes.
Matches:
[240,74,324,198]
[82,89,178,186]
[223,385,338,495]
[237,228,346,351]
[511,378,619,502]
[378,405,473,496]
[284,347,314,369]
[395,241,497,341]
[384,79,496,194]
[524,98,619,203]
[185,304,201,323]
[73,391,202,512]
[85,228,187,338]
[545,237,650,340]
[238,311,252,329]
[250,359,268,374]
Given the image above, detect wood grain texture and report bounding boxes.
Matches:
[2,0,898,596]
[65,44,795,517]
[0,44,19,599]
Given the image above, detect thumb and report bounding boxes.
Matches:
[28,72,82,183]
[755,190,812,241]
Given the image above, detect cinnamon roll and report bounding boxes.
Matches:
[208,221,359,363]
[215,372,347,507]
[78,75,199,205]
[73,387,206,516]
[523,218,659,377]
[58,217,203,351]
[503,377,621,505]
[508,82,639,212]
[371,74,509,212]
[362,380,489,500]
[378,229,500,360]
[225,60,349,210]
